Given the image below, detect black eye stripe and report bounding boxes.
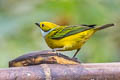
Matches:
[42,24,45,27]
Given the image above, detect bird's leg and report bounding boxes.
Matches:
[72,48,81,58]
[52,49,56,52]
[52,48,65,54]
[51,49,58,54]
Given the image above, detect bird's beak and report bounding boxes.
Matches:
[35,22,40,27]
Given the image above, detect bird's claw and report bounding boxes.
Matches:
[72,57,78,61]
[52,49,60,54]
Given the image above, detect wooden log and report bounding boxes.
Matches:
[9,50,80,67]
[1,63,120,80]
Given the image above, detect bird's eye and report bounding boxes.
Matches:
[42,24,45,27]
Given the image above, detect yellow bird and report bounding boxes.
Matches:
[35,22,114,58]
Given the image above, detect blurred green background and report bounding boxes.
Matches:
[0,0,120,68]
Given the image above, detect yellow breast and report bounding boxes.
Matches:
[45,29,95,51]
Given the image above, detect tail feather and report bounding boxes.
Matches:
[94,24,114,31]
[81,24,96,28]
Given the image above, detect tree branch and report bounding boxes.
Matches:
[1,63,120,80]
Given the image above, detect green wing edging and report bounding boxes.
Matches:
[51,25,94,39]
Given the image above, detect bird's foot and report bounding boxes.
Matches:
[52,49,60,54]
[52,48,64,54]
[72,57,78,61]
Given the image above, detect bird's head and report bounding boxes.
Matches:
[35,22,58,32]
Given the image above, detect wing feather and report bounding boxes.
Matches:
[51,25,94,39]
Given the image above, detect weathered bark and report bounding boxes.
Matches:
[1,63,120,80]
[9,50,80,67]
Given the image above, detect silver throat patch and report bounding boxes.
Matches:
[40,28,55,37]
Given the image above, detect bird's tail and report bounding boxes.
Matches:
[94,24,114,31]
